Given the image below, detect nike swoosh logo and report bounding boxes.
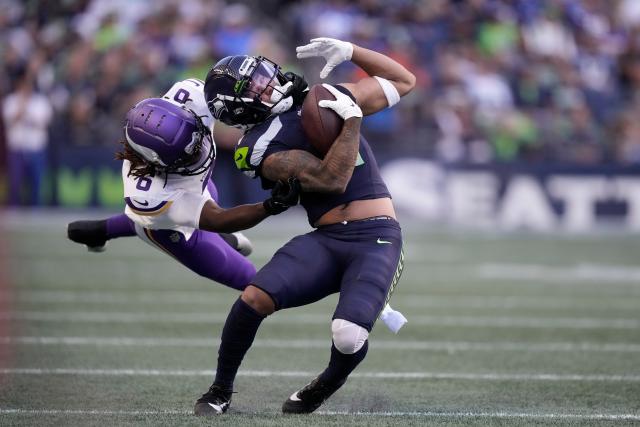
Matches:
[288,391,302,402]
[207,402,228,412]
[377,238,392,245]
[133,199,149,206]
[235,153,244,161]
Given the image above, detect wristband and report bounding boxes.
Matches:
[373,76,401,107]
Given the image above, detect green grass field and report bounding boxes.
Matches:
[1,211,640,426]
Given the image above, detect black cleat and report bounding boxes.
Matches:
[194,384,232,415]
[67,220,108,252]
[282,376,347,414]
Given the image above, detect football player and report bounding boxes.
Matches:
[67,78,301,291]
[197,37,415,414]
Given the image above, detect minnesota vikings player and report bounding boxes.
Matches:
[196,37,415,415]
[67,78,300,290]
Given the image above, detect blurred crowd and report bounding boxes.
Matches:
[3,0,640,205]
[287,0,640,165]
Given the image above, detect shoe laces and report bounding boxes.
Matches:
[299,378,328,400]
[298,376,345,402]
[198,384,233,403]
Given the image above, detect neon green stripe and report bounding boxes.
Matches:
[377,244,405,319]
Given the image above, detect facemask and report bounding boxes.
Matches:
[269,81,293,114]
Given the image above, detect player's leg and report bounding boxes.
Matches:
[140,227,256,291]
[218,231,253,256]
[193,285,270,415]
[68,213,251,255]
[325,238,403,382]
[283,219,404,414]
[194,231,341,415]
[67,214,136,252]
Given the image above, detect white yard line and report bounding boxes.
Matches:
[0,408,638,420]
[0,408,188,416]
[2,311,638,329]
[397,295,640,310]
[1,368,639,382]
[478,263,640,284]
[2,336,640,353]
[0,290,222,304]
[318,410,640,421]
[5,290,640,310]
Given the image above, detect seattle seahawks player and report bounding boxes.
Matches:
[196,37,415,415]
[67,77,300,291]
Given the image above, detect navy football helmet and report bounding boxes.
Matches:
[124,98,215,175]
[204,55,294,128]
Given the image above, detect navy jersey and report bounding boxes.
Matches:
[234,86,391,226]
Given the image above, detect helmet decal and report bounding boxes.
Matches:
[234,79,248,95]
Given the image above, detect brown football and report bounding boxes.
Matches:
[301,84,343,156]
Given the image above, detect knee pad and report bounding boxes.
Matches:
[331,319,369,354]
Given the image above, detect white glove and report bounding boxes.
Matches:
[296,37,353,79]
[318,83,362,120]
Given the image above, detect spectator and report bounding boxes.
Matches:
[211,4,256,57]
[2,73,53,206]
[3,0,640,208]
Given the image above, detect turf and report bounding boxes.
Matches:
[1,211,639,426]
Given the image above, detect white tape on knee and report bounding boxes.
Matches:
[331,319,369,354]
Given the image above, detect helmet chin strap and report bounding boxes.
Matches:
[271,96,293,114]
[269,81,294,114]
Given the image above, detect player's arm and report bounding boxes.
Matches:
[199,178,300,233]
[261,85,362,194]
[199,200,268,233]
[296,38,416,116]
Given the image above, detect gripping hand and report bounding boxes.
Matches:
[263,177,302,215]
[296,37,353,79]
[318,84,362,120]
[283,71,309,107]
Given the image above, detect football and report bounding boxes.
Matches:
[301,84,343,156]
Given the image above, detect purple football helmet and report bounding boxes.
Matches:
[204,55,294,128]
[124,98,215,175]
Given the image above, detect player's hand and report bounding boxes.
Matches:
[296,37,353,79]
[283,71,309,107]
[263,177,302,215]
[318,84,363,120]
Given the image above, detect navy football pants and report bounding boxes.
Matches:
[251,217,404,331]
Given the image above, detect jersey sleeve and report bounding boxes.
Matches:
[124,191,209,230]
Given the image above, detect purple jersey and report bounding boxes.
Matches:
[234,86,391,226]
